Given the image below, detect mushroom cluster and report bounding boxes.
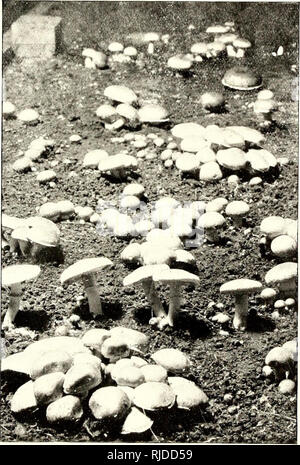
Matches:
[2,328,208,436]
[156,122,278,184]
[259,216,297,259]
[263,339,297,395]
[12,137,55,173]
[96,85,169,131]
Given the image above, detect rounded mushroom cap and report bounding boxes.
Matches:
[217,148,247,171]
[206,197,228,213]
[122,183,145,198]
[168,376,209,409]
[265,346,293,366]
[257,89,274,100]
[108,41,124,53]
[60,257,113,284]
[197,211,225,229]
[190,42,208,55]
[282,339,297,362]
[121,407,153,435]
[120,195,141,210]
[112,366,145,388]
[167,55,192,70]
[12,157,32,172]
[222,129,246,149]
[138,104,169,123]
[95,104,117,120]
[195,147,216,164]
[208,41,226,53]
[2,214,24,231]
[120,242,142,263]
[265,262,297,286]
[206,25,229,34]
[3,101,16,116]
[233,38,251,49]
[116,103,139,121]
[153,268,199,285]
[217,33,238,44]
[18,108,39,123]
[36,170,57,183]
[11,226,29,242]
[39,202,61,220]
[98,154,138,173]
[151,348,191,373]
[225,200,250,217]
[260,288,277,300]
[140,242,177,266]
[271,235,297,258]
[228,126,265,145]
[27,224,60,247]
[223,66,262,89]
[176,153,200,172]
[171,122,205,139]
[83,150,109,168]
[260,216,286,239]
[200,92,225,110]
[104,85,138,104]
[2,264,41,287]
[89,386,131,420]
[253,99,277,114]
[133,382,176,411]
[220,278,262,295]
[123,264,170,287]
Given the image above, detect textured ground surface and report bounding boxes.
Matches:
[1,1,298,444]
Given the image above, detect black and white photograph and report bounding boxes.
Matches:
[0,0,298,446]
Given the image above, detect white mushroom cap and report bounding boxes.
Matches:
[39,202,61,221]
[95,104,117,120]
[180,136,208,153]
[98,154,138,173]
[265,262,297,286]
[222,129,246,149]
[108,42,124,53]
[260,288,277,300]
[207,41,226,53]
[122,183,145,197]
[26,225,60,247]
[206,25,229,34]
[154,197,180,210]
[83,150,109,168]
[228,126,265,145]
[257,89,274,100]
[123,264,170,287]
[225,201,249,218]
[233,38,251,49]
[171,122,205,139]
[120,195,141,210]
[206,198,228,213]
[220,278,262,295]
[123,46,138,57]
[133,382,175,411]
[271,235,297,258]
[146,228,182,249]
[116,103,139,121]
[36,170,57,183]
[167,55,192,71]
[18,108,39,123]
[200,92,225,111]
[190,42,208,55]
[138,104,169,123]
[2,264,41,287]
[3,101,16,117]
[217,148,247,170]
[11,226,30,242]
[120,242,142,263]
[60,257,113,284]
[265,346,293,366]
[199,161,223,182]
[253,99,277,114]
[197,211,225,229]
[153,268,199,285]
[217,33,238,44]
[2,214,24,231]
[176,154,200,172]
[140,242,176,266]
[104,85,138,104]
[195,147,216,164]
[260,216,286,239]
[12,157,32,172]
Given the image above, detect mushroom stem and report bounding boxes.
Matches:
[206,228,219,243]
[18,239,31,256]
[81,274,103,316]
[2,283,23,329]
[142,280,167,319]
[232,216,243,228]
[233,293,248,330]
[168,283,182,327]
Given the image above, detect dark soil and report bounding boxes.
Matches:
[1,1,298,444]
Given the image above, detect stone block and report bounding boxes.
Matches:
[11,14,62,59]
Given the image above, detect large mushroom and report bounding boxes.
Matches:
[220,278,262,330]
[265,262,297,296]
[60,257,113,316]
[123,265,169,322]
[153,269,199,328]
[2,264,41,329]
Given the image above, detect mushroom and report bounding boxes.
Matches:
[216,148,248,171]
[123,265,169,322]
[26,222,60,260]
[220,278,262,330]
[60,257,113,316]
[10,227,31,256]
[253,99,278,126]
[153,268,199,327]
[3,101,16,119]
[103,85,138,105]
[232,38,251,58]
[199,161,223,182]
[197,211,226,242]
[2,264,41,329]
[98,154,138,180]
[222,66,262,90]
[83,149,109,169]
[39,202,61,222]
[270,235,297,258]
[167,55,193,76]
[265,346,294,380]
[265,262,297,295]
[225,200,250,227]
[200,92,225,113]
[138,104,169,125]
[17,108,39,125]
